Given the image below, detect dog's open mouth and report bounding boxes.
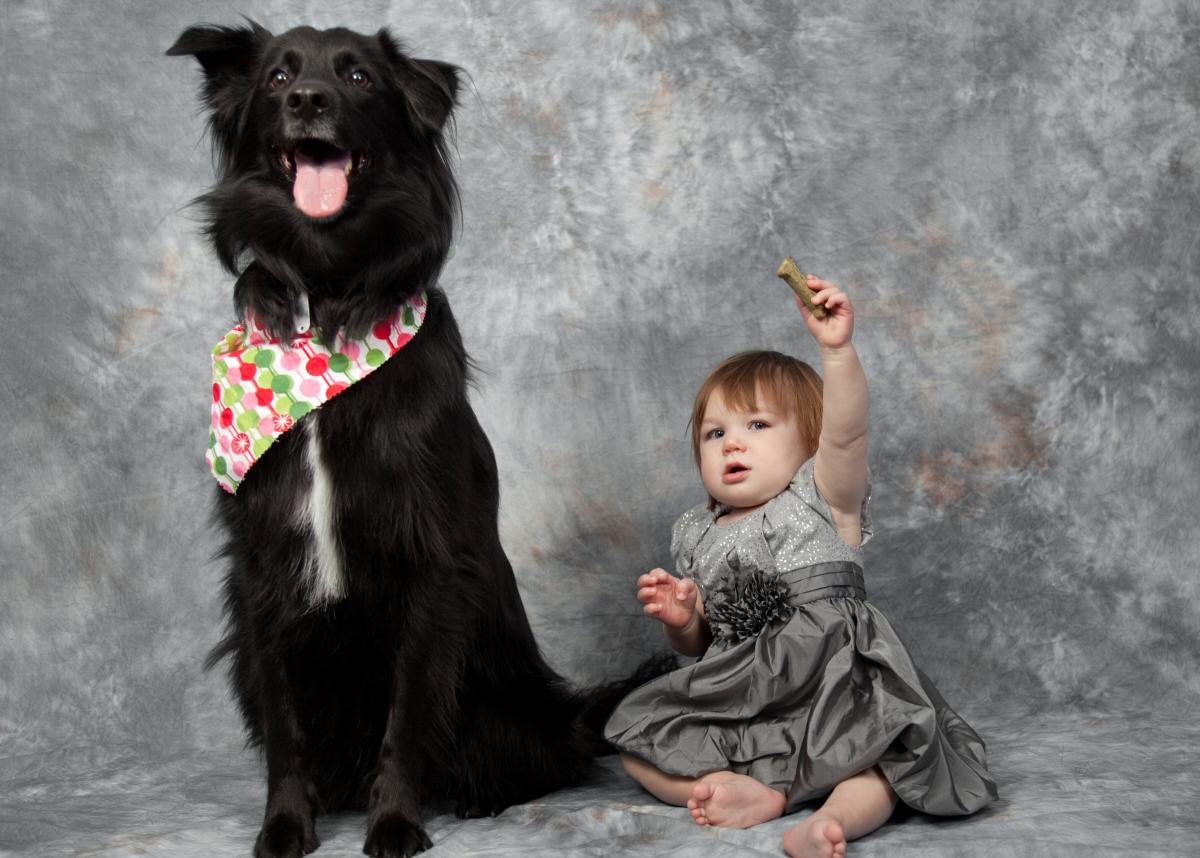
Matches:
[276,140,370,219]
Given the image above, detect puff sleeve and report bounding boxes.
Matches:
[761,458,872,570]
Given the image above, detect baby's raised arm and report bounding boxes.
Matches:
[637,568,712,657]
[798,277,869,544]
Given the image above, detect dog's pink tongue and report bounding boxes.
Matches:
[293,151,350,218]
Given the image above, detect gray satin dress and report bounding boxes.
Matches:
[604,459,997,815]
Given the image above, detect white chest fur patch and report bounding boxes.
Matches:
[298,414,347,606]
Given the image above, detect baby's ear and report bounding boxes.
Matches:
[376,28,461,132]
[167,22,272,149]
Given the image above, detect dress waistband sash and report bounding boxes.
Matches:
[778,561,866,604]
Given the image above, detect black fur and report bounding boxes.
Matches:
[169,23,666,858]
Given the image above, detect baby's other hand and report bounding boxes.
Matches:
[798,276,854,349]
[637,568,699,629]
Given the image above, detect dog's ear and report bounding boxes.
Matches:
[376,29,460,132]
[167,22,272,148]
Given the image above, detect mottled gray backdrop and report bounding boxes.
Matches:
[2,0,1199,854]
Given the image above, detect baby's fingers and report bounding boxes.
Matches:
[636,585,663,604]
[809,285,839,305]
[815,288,853,319]
[674,578,698,605]
[636,570,668,590]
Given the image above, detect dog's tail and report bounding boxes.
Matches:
[578,651,679,753]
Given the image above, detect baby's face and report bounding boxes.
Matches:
[698,387,810,514]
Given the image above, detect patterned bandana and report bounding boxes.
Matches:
[207,292,428,493]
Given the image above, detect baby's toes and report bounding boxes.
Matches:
[689,780,719,826]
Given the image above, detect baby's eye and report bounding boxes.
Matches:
[750,420,769,430]
[705,428,724,440]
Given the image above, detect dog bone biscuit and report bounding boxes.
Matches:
[776,257,827,319]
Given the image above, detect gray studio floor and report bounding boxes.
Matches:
[3,708,1197,857]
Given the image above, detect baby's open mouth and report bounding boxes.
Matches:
[275,140,370,219]
[723,463,750,482]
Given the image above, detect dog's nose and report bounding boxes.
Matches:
[286,85,332,120]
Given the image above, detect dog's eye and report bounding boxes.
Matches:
[269,69,290,90]
[349,69,372,89]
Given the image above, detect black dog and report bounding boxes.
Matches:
[169,23,660,858]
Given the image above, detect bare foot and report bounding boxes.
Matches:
[782,813,846,858]
[685,773,786,828]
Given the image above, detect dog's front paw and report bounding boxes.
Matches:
[362,813,432,858]
[254,810,320,858]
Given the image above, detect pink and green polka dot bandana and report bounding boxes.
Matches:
[207,292,428,493]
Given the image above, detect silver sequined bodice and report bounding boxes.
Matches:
[671,458,872,597]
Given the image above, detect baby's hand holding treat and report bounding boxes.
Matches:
[776,257,854,349]
[637,568,700,629]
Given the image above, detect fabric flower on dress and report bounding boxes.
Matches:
[705,562,794,647]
